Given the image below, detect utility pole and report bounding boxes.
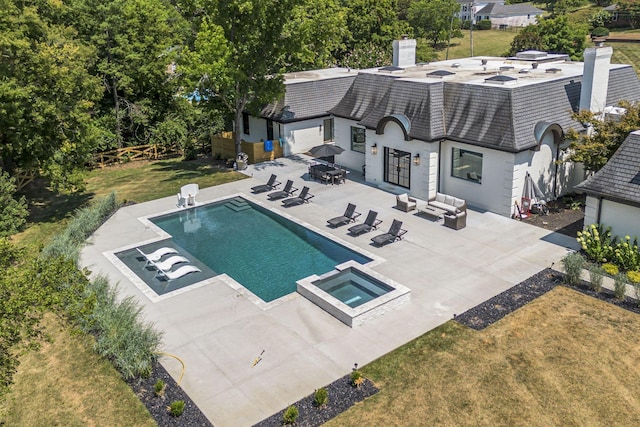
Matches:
[470,1,474,57]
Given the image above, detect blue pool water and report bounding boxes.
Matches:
[313,269,392,308]
[150,197,371,302]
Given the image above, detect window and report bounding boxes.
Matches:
[452,147,483,183]
[323,118,334,142]
[383,147,411,189]
[266,119,274,140]
[242,112,250,135]
[351,127,366,153]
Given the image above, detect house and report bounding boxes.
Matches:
[604,4,637,29]
[457,0,542,29]
[575,130,640,240]
[238,68,357,156]
[475,3,543,29]
[250,40,640,218]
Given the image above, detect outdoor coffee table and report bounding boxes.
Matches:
[418,204,447,221]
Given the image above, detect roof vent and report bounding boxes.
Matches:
[379,65,404,73]
[451,63,462,68]
[427,69,455,78]
[499,65,514,72]
[485,75,517,85]
[546,67,562,74]
[516,50,548,60]
[519,68,531,74]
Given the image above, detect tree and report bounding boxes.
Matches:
[565,101,640,172]
[0,172,28,238]
[408,0,462,49]
[340,42,392,69]
[508,15,588,60]
[0,0,102,186]
[282,0,349,71]
[69,0,189,149]
[338,0,411,62]
[181,0,302,156]
[618,0,640,29]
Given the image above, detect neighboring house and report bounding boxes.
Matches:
[476,3,543,29]
[576,130,640,240]
[457,0,542,28]
[252,41,640,218]
[239,68,356,156]
[604,4,637,29]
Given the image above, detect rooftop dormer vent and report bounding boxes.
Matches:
[546,67,562,74]
[427,69,455,78]
[485,75,517,85]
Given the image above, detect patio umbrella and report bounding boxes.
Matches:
[308,144,345,158]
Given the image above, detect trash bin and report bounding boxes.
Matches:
[236,152,249,170]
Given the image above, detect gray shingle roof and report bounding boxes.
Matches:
[261,75,356,122]
[358,79,446,142]
[575,131,640,207]
[478,3,543,16]
[329,65,640,152]
[328,73,398,121]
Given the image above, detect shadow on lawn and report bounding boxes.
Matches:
[21,177,94,225]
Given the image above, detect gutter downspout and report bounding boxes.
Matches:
[596,196,603,224]
[552,143,560,199]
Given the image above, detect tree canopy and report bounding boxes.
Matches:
[566,101,640,172]
[509,15,588,60]
[408,0,462,49]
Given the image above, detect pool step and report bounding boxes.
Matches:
[225,197,251,212]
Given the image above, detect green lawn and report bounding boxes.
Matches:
[434,29,517,60]
[327,287,640,426]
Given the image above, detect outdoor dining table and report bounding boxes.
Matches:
[309,164,346,185]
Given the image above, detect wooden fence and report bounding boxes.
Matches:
[14,170,37,191]
[93,144,181,168]
[211,132,284,164]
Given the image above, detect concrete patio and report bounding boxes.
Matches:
[81,155,579,427]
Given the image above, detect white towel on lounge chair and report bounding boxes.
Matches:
[136,247,178,266]
[157,265,201,281]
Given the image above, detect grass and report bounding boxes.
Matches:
[2,158,247,425]
[434,29,517,60]
[14,157,246,250]
[0,315,156,426]
[610,42,640,74]
[327,286,640,426]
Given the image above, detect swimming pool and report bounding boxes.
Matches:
[149,197,372,302]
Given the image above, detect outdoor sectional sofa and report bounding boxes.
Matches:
[428,192,467,230]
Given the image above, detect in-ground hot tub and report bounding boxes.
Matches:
[297,261,411,327]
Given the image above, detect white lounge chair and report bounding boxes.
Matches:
[136,247,178,266]
[158,265,201,281]
[151,255,189,273]
[180,183,199,206]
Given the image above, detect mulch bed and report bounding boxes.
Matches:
[127,363,213,427]
[455,268,640,331]
[252,374,379,427]
[519,195,585,238]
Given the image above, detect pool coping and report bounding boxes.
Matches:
[103,193,385,307]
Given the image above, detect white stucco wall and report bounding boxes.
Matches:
[490,15,541,28]
[281,118,330,156]
[585,197,640,240]
[363,121,438,201]
[333,117,366,172]
[440,140,514,215]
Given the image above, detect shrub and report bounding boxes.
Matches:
[81,275,163,379]
[588,265,604,292]
[282,405,298,425]
[613,236,640,271]
[314,387,328,407]
[577,224,615,263]
[591,26,609,38]
[476,19,492,30]
[154,379,166,397]
[627,270,640,284]
[562,252,585,285]
[602,263,619,276]
[614,273,628,300]
[350,369,364,388]
[169,400,185,417]
[41,192,120,263]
